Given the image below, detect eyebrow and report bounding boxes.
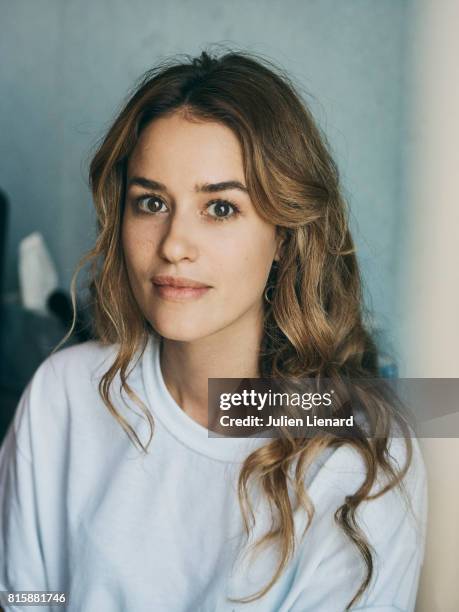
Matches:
[127,176,248,194]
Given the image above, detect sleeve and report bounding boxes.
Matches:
[287,437,428,612]
[0,359,62,610]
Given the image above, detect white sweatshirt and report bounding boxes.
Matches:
[0,334,427,611]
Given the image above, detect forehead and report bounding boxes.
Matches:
[127,113,245,183]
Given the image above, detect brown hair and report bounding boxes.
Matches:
[56,48,413,609]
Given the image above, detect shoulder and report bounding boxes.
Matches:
[35,339,120,384]
[7,340,122,460]
[15,339,120,414]
[302,437,427,606]
[315,433,426,489]
[295,435,427,528]
[284,436,427,611]
[310,435,427,540]
[38,336,154,390]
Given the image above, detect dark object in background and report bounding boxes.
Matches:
[0,290,93,400]
[0,188,92,441]
[47,289,93,343]
[0,291,93,443]
[0,301,69,441]
[0,190,7,299]
[0,188,91,442]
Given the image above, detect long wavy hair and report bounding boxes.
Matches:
[57,49,413,609]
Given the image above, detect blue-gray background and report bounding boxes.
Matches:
[0,0,412,358]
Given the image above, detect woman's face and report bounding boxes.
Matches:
[122,111,282,343]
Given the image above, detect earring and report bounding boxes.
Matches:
[264,260,279,304]
[264,284,275,304]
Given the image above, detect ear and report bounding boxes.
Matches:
[274,227,287,262]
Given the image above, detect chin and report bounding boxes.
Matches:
[149,317,211,343]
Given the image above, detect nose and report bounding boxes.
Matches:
[158,206,199,263]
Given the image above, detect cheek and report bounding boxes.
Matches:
[121,219,152,276]
[121,232,138,281]
[214,231,274,296]
[121,215,134,260]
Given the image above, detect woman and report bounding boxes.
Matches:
[0,50,426,611]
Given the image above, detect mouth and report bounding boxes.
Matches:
[152,283,211,301]
[151,275,212,301]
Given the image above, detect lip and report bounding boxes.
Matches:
[151,275,212,302]
[151,275,211,289]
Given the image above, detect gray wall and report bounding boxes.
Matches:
[0,0,407,346]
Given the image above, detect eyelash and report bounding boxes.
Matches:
[133,195,241,222]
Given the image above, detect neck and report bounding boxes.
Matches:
[160,312,264,429]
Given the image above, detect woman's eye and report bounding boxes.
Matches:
[136,196,167,214]
[206,200,240,221]
[133,195,239,221]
